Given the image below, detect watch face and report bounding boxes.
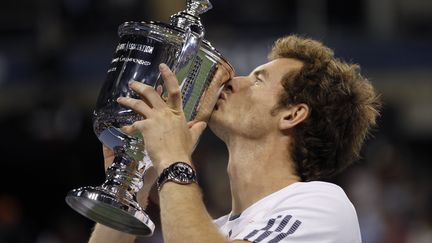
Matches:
[172,163,195,183]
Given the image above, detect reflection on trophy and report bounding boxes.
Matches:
[65,0,234,236]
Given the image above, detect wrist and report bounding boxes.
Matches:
[156,162,198,192]
[156,156,192,174]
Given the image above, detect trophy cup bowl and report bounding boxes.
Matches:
[65,0,234,236]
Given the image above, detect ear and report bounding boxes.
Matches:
[279,104,310,130]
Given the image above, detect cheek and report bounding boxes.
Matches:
[241,104,270,125]
[238,112,273,139]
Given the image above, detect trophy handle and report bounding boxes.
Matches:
[172,24,204,73]
[186,0,212,15]
[169,0,210,58]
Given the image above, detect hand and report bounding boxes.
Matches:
[117,63,207,174]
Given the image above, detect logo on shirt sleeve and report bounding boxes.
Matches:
[243,215,302,243]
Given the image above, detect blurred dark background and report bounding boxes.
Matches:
[1,0,431,242]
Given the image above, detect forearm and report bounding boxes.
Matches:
[89,224,136,243]
[159,182,228,243]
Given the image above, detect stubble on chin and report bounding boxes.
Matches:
[208,110,230,141]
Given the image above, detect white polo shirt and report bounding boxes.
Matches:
[214,181,361,243]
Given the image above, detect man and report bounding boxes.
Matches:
[89,35,380,242]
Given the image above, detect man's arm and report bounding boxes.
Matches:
[159,181,228,243]
[89,224,136,243]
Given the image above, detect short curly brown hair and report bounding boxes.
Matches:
[269,35,381,181]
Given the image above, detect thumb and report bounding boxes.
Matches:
[102,145,115,171]
[189,121,207,146]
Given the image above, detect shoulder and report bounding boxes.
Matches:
[219,181,361,243]
[284,181,353,207]
[255,181,355,214]
[273,181,361,242]
[276,181,358,224]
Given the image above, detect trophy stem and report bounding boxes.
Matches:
[102,146,144,203]
[65,140,155,236]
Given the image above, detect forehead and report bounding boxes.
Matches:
[252,58,303,83]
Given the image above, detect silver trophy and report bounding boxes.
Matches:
[65,0,233,236]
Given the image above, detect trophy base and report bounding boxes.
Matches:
[65,186,155,236]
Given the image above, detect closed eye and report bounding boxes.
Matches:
[254,78,263,85]
[252,69,269,84]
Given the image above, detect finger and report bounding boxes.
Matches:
[156,85,163,96]
[102,145,115,171]
[120,125,134,134]
[159,63,182,111]
[189,121,207,146]
[130,120,151,133]
[121,125,137,135]
[129,81,165,109]
[121,125,143,139]
[102,145,114,158]
[187,120,198,128]
[157,85,167,102]
[117,97,152,117]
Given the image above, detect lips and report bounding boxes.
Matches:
[218,92,227,101]
[214,92,227,110]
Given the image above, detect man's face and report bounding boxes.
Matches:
[209,58,303,140]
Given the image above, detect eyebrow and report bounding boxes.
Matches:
[252,69,269,80]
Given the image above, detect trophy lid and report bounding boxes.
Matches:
[170,0,212,30]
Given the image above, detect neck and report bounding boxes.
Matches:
[225,134,300,215]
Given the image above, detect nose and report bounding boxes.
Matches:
[223,76,251,93]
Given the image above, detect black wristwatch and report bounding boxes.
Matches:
[157,162,198,191]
